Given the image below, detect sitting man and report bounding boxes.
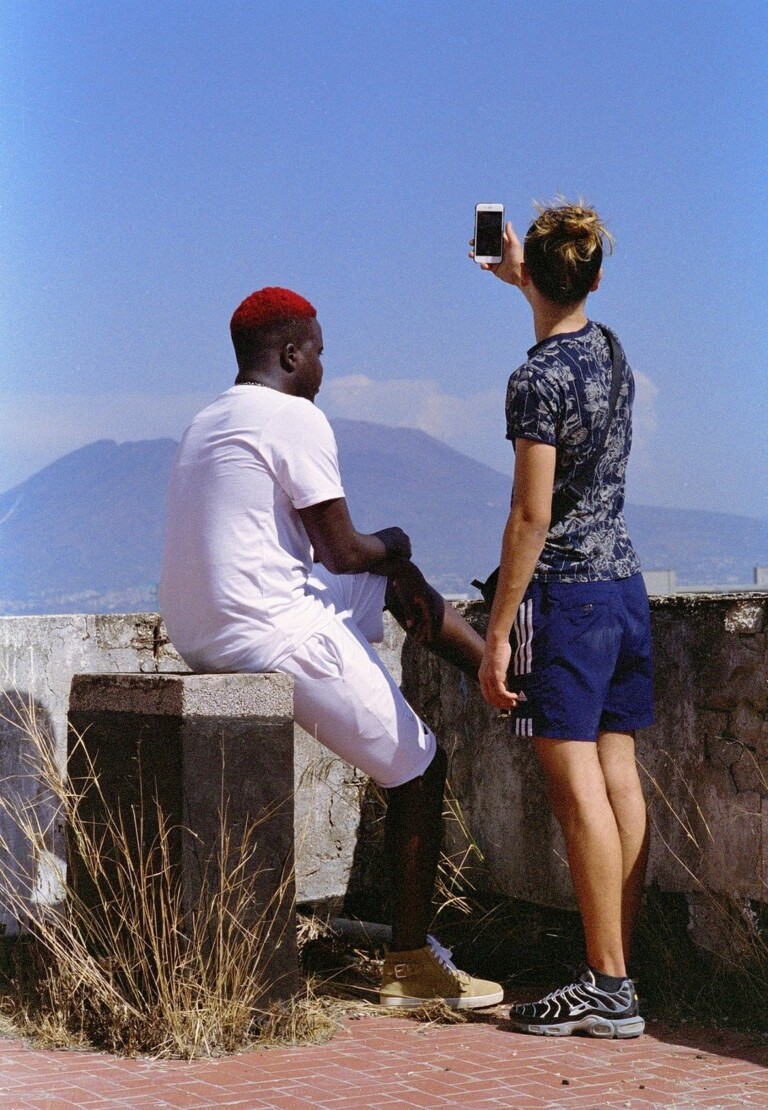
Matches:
[159,286,502,1009]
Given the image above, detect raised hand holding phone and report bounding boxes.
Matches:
[473,203,504,264]
[470,214,527,292]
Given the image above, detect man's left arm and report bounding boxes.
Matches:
[299,500,443,641]
[298,497,411,574]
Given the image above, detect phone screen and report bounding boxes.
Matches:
[476,210,504,257]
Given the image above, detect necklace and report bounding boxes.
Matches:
[236,380,266,387]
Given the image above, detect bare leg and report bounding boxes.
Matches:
[384,745,447,951]
[381,567,481,947]
[597,731,649,964]
[534,737,627,978]
[385,577,484,678]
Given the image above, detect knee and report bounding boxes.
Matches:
[605,774,646,814]
[544,772,611,828]
[426,743,448,785]
[601,757,644,807]
[385,578,445,642]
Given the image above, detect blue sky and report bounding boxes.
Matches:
[2,0,766,517]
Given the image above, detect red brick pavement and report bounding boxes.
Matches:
[0,1008,765,1110]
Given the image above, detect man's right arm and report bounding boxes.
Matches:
[478,439,555,709]
[298,497,411,575]
[471,220,533,303]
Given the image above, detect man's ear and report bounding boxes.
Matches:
[519,261,531,288]
[280,343,297,373]
[590,267,603,293]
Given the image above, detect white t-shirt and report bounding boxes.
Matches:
[159,385,345,672]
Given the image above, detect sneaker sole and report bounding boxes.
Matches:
[510,1014,645,1038]
[380,988,504,1010]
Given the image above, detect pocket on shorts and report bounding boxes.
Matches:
[552,596,609,636]
[298,631,346,682]
[543,600,621,670]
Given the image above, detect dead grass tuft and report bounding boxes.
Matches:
[0,686,302,1058]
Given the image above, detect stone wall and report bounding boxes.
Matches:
[401,593,768,953]
[1,595,766,951]
[0,614,168,925]
[0,612,400,926]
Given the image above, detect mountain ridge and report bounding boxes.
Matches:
[1,426,766,615]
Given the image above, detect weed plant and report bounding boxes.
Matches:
[0,689,338,1058]
[325,745,768,1032]
[634,750,768,1031]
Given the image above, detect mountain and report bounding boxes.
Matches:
[0,439,179,614]
[1,426,766,615]
[624,504,768,588]
[332,420,509,594]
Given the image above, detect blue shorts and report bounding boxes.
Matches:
[508,572,654,741]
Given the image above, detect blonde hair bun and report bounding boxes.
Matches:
[524,197,613,304]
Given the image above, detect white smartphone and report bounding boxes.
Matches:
[474,203,504,264]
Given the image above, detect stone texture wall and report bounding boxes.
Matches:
[641,594,767,951]
[0,612,400,925]
[0,614,170,925]
[2,595,766,952]
[401,593,768,953]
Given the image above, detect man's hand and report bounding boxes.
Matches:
[385,558,444,644]
[372,526,412,560]
[469,221,527,289]
[478,637,524,710]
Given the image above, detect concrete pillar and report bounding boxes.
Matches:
[67,671,298,1005]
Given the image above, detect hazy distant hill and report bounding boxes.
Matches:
[332,419,510,594]
[1,426,766,615]
[624,504,768,588]
[0,439,178,614]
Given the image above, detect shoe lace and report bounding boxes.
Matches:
[426,935,467,984]
[426,934,454,967]
[531,969,626,1010]
[536,978,582,1006]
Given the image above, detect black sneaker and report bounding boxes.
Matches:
[509,968,644,1038]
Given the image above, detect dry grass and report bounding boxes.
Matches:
[0,687,335,1058]
[635,749,768,1029]
[2,672,765,1052]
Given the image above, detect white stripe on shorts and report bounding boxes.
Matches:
[513,598,534,737]
[513,599,533,677]
[515,715,533,738]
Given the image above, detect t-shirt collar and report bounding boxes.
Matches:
[527,319,592,358]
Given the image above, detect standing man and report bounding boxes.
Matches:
[160,287,503,1010]
[473,203,653,1038]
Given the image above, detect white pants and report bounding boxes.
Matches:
[277,567,436,788]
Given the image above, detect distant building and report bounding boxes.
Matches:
[643,567,768,596]
[643,570,677,596]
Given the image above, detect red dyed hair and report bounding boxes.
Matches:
[230,287,317,336]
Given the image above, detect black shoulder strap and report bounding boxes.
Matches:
[550,324,625,522]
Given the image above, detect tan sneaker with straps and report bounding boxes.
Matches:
[380,935,503,1009]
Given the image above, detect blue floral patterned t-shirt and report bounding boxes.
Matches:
[505,320,641,582]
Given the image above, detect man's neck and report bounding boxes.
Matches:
[531,294,589,344]
[234,363,286,393]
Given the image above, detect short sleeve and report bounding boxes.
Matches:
[505,366,562,446]
[261,400,345,508]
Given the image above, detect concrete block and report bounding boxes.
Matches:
[0,613,408,924]
[67,672,298,1006]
